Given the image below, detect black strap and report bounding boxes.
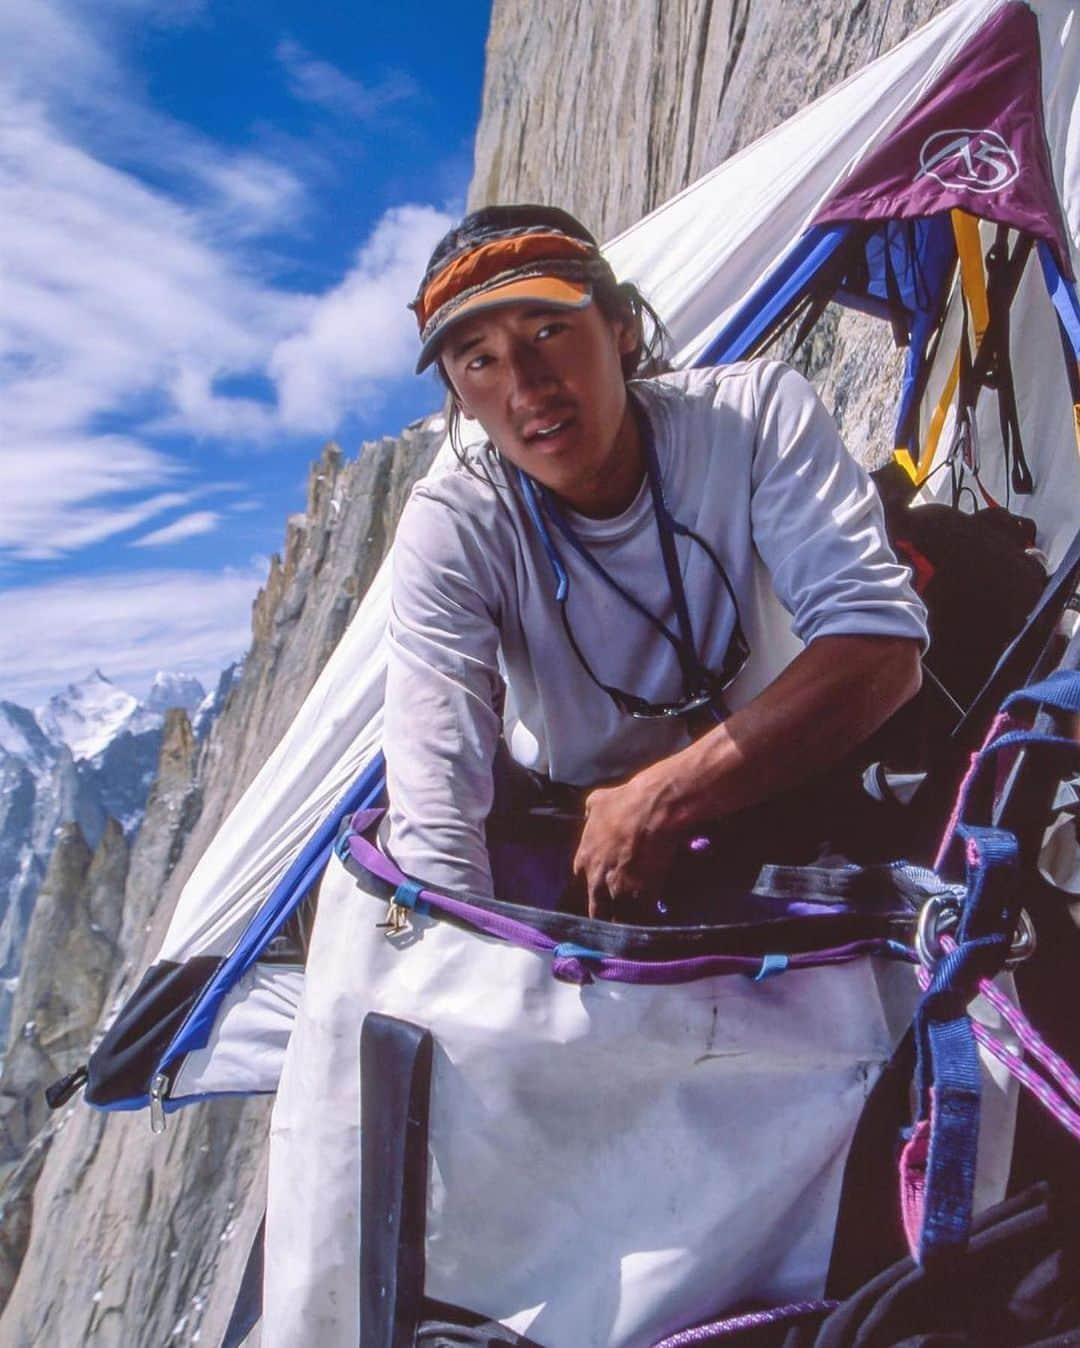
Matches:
[418,1299,546,1346]
[953,524,1080,752]
[539,432,708,698]
[825,1027,915,1298]
[642,416,708,691]
[220,1216,265,1348]
[45,1063,87,1109]
[976,229,1035,499]
[360,1013,435,1348]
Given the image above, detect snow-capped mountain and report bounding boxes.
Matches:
[1,669,215,1048]
[144,671,207,718]
[14,671,211,833]
[35,670,183,762]
[0,703,56,779]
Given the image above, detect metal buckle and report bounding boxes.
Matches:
[376,901,411,935]
[1006,909,1038,968]
[915,892,1037,970]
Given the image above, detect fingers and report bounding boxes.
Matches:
[591,871,622,921]
[575,840,644,920]
[587,869,644,922]
[573,785,656,921]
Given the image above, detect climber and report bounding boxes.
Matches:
[383,204,928,920]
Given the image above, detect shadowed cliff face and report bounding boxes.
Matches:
[3,4,952,1342]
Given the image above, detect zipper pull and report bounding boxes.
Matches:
[149,1072,169,1135]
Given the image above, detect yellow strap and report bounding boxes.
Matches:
[952,210,990,347]
[911,348,962,485]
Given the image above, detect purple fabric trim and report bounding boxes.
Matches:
[814,3,1073,277]
[651,1299,838,1346]
[344,820,897,986]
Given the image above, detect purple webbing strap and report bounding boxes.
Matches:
[589,940,896,988]
[344,815,895,987]
[347,814,555,959]
[650,1299,838,1346]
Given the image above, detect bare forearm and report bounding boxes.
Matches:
[640,635,923,831]
[573,635,921,915]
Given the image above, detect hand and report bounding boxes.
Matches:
[572,768,682,920]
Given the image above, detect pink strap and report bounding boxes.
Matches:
[899,1115,932,1258]
[934,712,1016,871]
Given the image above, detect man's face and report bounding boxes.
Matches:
[439,298,640,506]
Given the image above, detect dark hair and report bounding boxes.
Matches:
[436,273,670,469]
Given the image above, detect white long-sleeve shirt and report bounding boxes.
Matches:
[383,361,929,899]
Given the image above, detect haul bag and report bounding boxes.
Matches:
[260,814,1018,1348]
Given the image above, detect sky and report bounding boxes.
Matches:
[0,0,491,710]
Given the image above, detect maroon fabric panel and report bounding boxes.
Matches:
[815,2,1073,277]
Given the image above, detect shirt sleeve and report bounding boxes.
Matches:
[748,361,929,649]
[382,489,504,901]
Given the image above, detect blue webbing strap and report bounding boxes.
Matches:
[156,753,388,1086]
[940,718,1080,879]
[892,216,958,456]
[920,1015,983,1259]
[914,824,1018,1264]
[694,225,851,367]
[1002,668,1080,717]
[1037,240,1080,357]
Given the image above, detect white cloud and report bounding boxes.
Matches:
[0,90,308,555]
[133,510,221,547]
[0,0,449,565]
[269,204,452,432]
[276,38,418,120]
[0,566,267,707]
[0,435,187,560]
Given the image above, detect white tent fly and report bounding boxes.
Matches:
[68,0,1079,1142]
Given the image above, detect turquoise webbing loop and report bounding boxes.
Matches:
[552,942,606,963]
[752,953,789,982]
[394,880,429,916]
